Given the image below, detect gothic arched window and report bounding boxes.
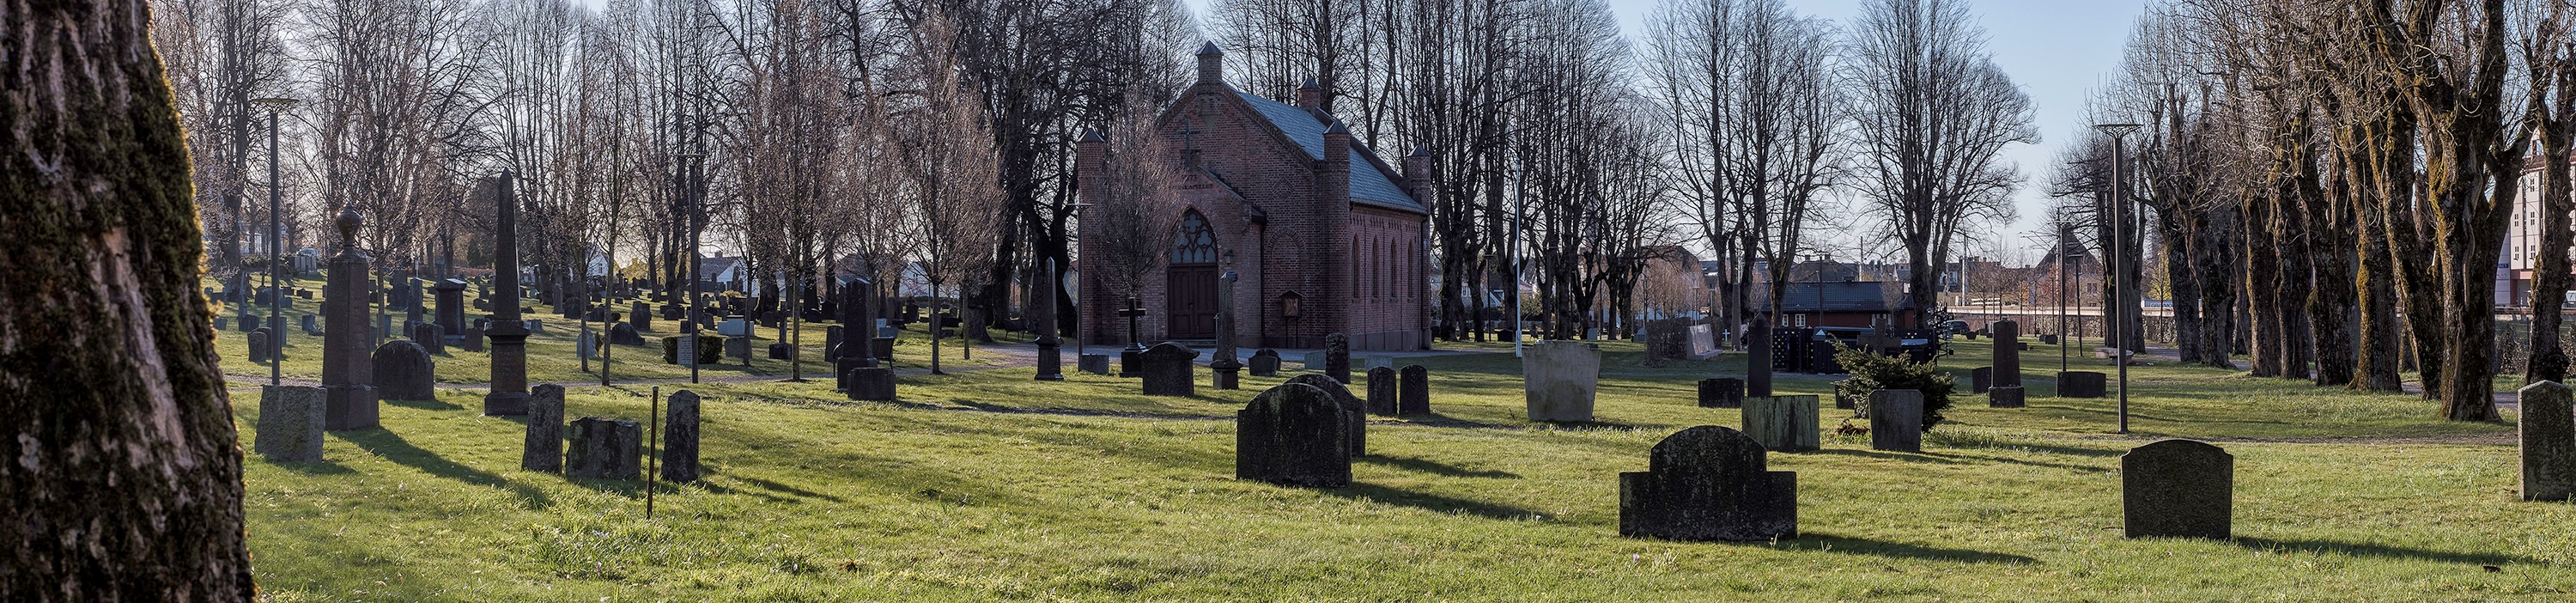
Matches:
[1170,210,1217,265]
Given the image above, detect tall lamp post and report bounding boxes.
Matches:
[252,96,297,386]
[1510,165,1525,357]
[2095,123,2142,434]
[678,152,705,384]
[1067,201,1091,360]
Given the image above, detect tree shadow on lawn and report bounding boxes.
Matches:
[2233,537,2534,567]
[1808,448,1970,465]
[1777,532,2040,564]
[1357,454,1521,478]
[267,458,357,475]
[1324,482,1543,521]
[331,429,552,509]
[382,396,463,411]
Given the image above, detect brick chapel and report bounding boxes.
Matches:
[1077,43,1433,351]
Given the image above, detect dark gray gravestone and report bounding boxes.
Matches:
[410,321,443,354]
[1698,378,1743,409]
[1970,367,1993,393]
[1283,374,1366,457]
[664,390,702,483]
[458,326,483,352]
[846,367,896,401]
[254,386,326,463]
[768,342,793,360]
[1078,354,1111,375]
[1619,425,1796,542]
[1366,366,1398,416]
[565,417,643,479]
[2123,439,2232,539]
[632,302,652,332]
[1868,389,1924,452]
[371,340,435,401]
[609,322,647,345]
[1748,318,1774,396]
[1325,332,1352,384]
[1993,319,2021,388]
[2039,333,2059,344]
[1139,343,1197,397]
[2058,371,2106,399]
[2521,381,2575,502]
[247,329,271,363]
[725,336,751,363]
[434,278,466,336]
[1250,349,1282,377]
[1741,395,1819,453]
[1990,385,2026,408]
[522,384,565,472]
[1399,365,1429,415]
[1235,382,1352,488]
[214,316,228,331]
[300,314,319,335]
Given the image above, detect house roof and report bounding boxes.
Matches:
[1774,281,1914,313]
[698,256,740,280]
[1231,91,1427,214]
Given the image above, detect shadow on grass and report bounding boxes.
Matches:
[2233,537,2534,566]
[1357,454,1521,478]
[270,459,356,475]
[382,397,463,411]
[1395,412,1519,429]
[1325,482,1541,521]
[1784,532,2040,564]
[1810,448,1969,464]
[731,472,848,502]
[331,429,551,509]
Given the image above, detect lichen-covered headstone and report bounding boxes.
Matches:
[254,386,327,462]
[410,321,443,354]
[522,384,565,472]
[1365,366,1398,416]
[663,390,702,483]
[1740,395,1819,453]
[1698,378,1743,409]
[1236,383,1352,487]
[1868,389,1923,453]
[565,417,642,479]
[1523,340,1601,422]
[1619,425,1796,542]
[1284,374,1366,457]
[247,329,272,362]
[1399,364,1429,415]
[371,340,435,401]
[2123,439,2232,539]
[609,322,647,345]
[1325,333,1352,384]
[2520,381,2575,502]
[1138,343,1197,397]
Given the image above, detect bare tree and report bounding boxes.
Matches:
[1078,94,1187,347]
[890,9,1006,374]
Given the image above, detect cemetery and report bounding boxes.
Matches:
[194,283,2574,600]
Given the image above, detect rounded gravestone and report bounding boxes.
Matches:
[1619,425,1797,542]
[1283,374,1365,457]
[372,340,435,401]
[1235,382,1352,487]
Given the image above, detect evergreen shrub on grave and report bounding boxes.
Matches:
[1830,341,1955,432]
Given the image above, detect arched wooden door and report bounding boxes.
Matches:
[1166,210,1219,339]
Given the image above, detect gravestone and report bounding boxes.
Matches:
[1971,366,1993,393]
[664,390,702,483]
[725,335,750,362]
[1741,395,1820,453]
[371,340,434,401]
[2039,333,2059,344]
[1990,385,2026,409]
[1619,426,1796,542]
[1993,320,2021,381]
[1748,318,1774,396]
[1078,354,1110,375]
[1139,342,1197,397]
[458,326,483,352]
[1325,333,1352,384]
[1208,270,1242,389]
[823,325,843,359]
[577,331,597,359]
[410,322,442,354]
[522,384,565,472]
[1523,341,1601,422]
[2123,439,2233,539]
[1235,382,1352,487]
[434,279,466,336]
[609,322,647,345]
[1301,351,1327,370]
[846,367,896,401]
[768,342,793,360]
[1698,378,1744,409]
[214,316,228,331]
[1399,365,1429,415]
[238,312,258,332]
[2058,371,2106,399]
[1366,366,1398,415]
[247,330,271,363]
[677,335,699,364]
[300,314,319,335]
[718,318,750,337]
[1284,374,1367,456]
[1364,356,1394,371]
[1686,324,1720,360]
[1250,349,1281,377]
[253,386,327,462]
[564,417,643,479]
[1868,389,1924,453]
[2521,381,2576,502]
[1833,389,1856,411]
[632,302,652,331]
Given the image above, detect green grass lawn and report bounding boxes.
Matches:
[222,289,2573,600]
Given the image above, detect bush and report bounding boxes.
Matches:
[1831,340,1956,431]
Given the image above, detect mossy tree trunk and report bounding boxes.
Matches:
[0,0,256,599]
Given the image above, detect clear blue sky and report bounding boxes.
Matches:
[1188,0,2149,263]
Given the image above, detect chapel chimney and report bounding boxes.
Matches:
[1297,78,1323,112]
[1197,42,1224,85]
[1404,146,1432,212]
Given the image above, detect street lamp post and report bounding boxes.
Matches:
[252,96,297,386]
[2096,123,2142,435]
[1510,165,1525,357]
[1067,201,1091,361]
[679,151,705,384]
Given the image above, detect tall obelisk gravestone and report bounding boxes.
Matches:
[1210,271,1242,389]
[484,172,532,416]
[323,210,380,429]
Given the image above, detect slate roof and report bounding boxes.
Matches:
[1773,281,1914,313]
[1232,91,1427,214]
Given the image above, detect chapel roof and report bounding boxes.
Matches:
[1230,90,1427,214]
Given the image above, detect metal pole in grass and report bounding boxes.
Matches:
[2096,122,2142,435]
[648,386,660,519]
